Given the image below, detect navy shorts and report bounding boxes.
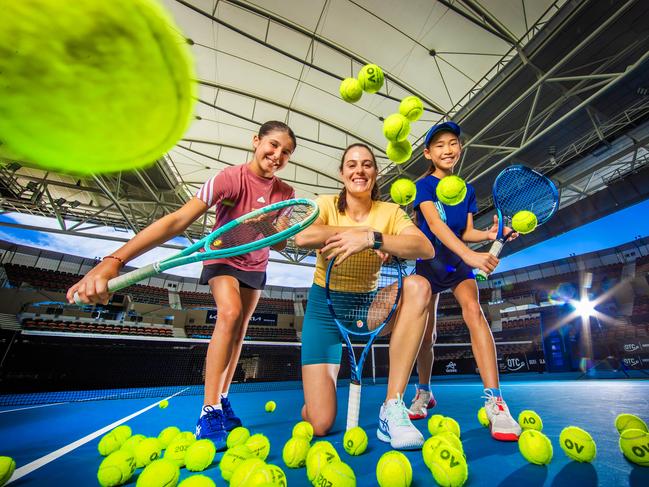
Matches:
[416,258,475,294]
[199,263,266,290]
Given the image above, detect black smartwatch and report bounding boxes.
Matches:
[372,231,383,250]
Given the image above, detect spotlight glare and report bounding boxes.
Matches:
[573,298,595,319]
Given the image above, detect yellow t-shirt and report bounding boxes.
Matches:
[312,195,414,288]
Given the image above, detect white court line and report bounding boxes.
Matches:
[7,388,189,485]
[0,402,66,414]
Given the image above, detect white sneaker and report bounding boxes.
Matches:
[377,394,425,450]
[483,390,522,441]
[408,389,437,420]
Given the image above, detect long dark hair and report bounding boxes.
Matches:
[337,143,380,214]
[258,120,297,150]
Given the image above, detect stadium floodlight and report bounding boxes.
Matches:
[572,298,595,319]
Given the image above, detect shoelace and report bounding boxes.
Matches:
[482,389,506,415]
[202,405,224,431]
[220,397,235,417]
[411,390,430,408]
[386,394,412,427]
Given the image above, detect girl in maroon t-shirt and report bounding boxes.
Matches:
[67,121,296,449]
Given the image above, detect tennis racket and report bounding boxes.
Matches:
[325,249,403,430]
[475,165,559,281]
[74,198,319,303]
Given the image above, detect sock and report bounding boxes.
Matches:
[221,391,229,399]
[200,403,222,418]
[417,383,431,393]
[485,387,502,398]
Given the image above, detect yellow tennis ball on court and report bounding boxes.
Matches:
[164,434,195,467]
[185,439,216,471]
[0,457,16,486]
[619,428,649,466]
[135,459,180,487]
[220,444,253,481]
[282,436,310,468]
[376,450,412,487]
[121,434,146,454]
[358,64,384,93]
[428,445,467,487]
[383,114,411,142]
[512,210,538,234]
[339,78,363,103]
[518,410,543,431]
[427,414,447,436]
[111,425,133,444]
[307,443,340,483]
[423,435,462,470]
[518,430,553,465]
[436,176,467,206]
[158,426,181,449]
[399,96,424,122]
[159,400,169,409]
[0,0,196,175]
[97,450,137,487]
[439,417,461,438]
[264,400,276,413]
[386,140,413,164]
[615,413,648,434]
[343,426,368,456]
[229,457,266,487]
[134,437,162,468]
[559,426,596,462]
[436,432,464,455]
[390,178,417,206]
[477,407,490,427]
[177,475,215,487]
[246,433,271,461]
[315,460,356,487]
[292,421,314,442]
[245,463,287,486]
[98,433,122,457]
[227,427,251,449]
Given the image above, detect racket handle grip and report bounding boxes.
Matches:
[346,383,361,430]
[73,263,159,305]
[474,240,504,281]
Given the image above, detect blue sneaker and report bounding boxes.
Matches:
[195,405,227,450]
[221,396,242,431]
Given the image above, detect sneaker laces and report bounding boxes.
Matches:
[202,405,224,430]
[386,394,412,427]
[482,389,507,415]
[410,390,430,410]
[220,397,235,417]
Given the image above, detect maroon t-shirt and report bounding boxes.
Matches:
[195,164,294,272]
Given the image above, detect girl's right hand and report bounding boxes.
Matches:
[464,251,499,274]
[66,259,122,305]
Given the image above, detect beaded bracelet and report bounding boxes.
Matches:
[103,255,125,267]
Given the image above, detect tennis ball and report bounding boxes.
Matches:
[164,434,195,467]
[245,463,287,486]
[220,444,253,481]
[619,428,649,466]
[246,433,271,461]
[427,414,447,436]
[390,178,417,206]
[121,434,146,454]
[0,0,196,175]
[185,439,216,471]
[307,443,340,483]
[358,64,384,93]
[229,458,266,487]
[282,436,310,468]
[518,410,543,431]
[399,96,424,122]
[134,437,162,468]
[439,417,461,438]
[158,426,181,449]
[315,461,356,487]
[512,211,538,234]
[477,407,490,427]
[264,401,276,413]
[428,444,467,487]
[343,426,368,456]
[177,476,215,487]
[159,400,169,409]
[386,140,413,164]
[98,433,122,457]
[135,459,180,487]
[174,431,197,444]
[376,450,412,487]
[383,114,411,142]
[436,176,467,206]
[436,432,464,455]
[559,426,596,462]
[339,78,363,103]
[111,425,133,444]
[227,427,251,449]
[518,430,553,465]
[97,450,136,487]
[615,413,648,434]
[0,457,16,486]
[292,421,314,442]
[423,435,454,469]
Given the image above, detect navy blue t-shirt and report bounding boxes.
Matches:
[414,174,478,265]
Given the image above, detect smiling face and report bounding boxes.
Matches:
[251,129,295,177]
[339,145,377,197]
[424,130,462,176]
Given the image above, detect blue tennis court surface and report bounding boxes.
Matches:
[2,377,648,486]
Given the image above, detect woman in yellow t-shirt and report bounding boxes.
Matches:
[295,143,434,450]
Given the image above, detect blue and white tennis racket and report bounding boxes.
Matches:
[475,165,559,280]
[325,250,403,430]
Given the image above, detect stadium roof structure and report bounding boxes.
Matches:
[1,0,649,265]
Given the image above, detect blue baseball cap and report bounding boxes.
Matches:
[424,122,461,147]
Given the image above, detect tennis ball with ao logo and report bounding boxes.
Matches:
[390,178,416,206]
[358,64,384,93]
[427,445,467,487]
[518,410,543,431]
[343,426,368,455]
[559,426,596,462]
[97,450,136,487]
[619,428,649,466]
[0,0,196,175]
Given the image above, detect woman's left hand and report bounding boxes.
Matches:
[321,228,373,265]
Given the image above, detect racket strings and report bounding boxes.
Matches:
[494,168,558,222]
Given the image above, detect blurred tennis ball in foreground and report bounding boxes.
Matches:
[390,178,417,206]
[0,0,196,175]
[339,78,363,103]
[386,140,413,164]
[512,210,538,234]
[436,175,467,206]
[399,96,424,122]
